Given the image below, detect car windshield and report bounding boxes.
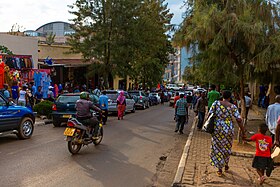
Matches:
[129,92,140,96]
[57,95,80,103]
[107,94,118,100]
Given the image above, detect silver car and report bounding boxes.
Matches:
[106,90,136,113]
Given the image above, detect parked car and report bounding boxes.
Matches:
[51,93,99,127]
[0,93,35,139]
[149,92,161,103]
[106,90,136,113]
[166,84,180,91]
[128,90,149,109]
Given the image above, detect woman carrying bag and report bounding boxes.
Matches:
[208,90,246,176]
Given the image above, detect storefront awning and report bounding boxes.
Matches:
[38,59,91,67]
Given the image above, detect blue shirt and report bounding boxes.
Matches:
[34,91,43,99]
[99,94,108,110]
[266,103,280,134]
[4,90,10,99]
[176,98,188,116]
[11,85,19,99]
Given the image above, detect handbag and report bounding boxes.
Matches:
[272,146,280,163]
[202,113,215,134]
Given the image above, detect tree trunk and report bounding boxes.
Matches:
[238,76,246,143]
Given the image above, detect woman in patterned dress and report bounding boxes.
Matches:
[208,90,246,176]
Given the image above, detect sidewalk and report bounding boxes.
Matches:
[176,108,280,187]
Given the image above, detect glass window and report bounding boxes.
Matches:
[57,95,80,103]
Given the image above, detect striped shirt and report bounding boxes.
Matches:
[176,98,188,116]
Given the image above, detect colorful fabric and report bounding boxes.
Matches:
[176,98,188,116]
[117,91,126,105]
[0,63,4,89]
[266,103,280,134]
[207,90,220,108]
[250,133,272,157]
[209,101,241,169]
[118,104,126,118]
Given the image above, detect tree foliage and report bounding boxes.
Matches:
[175,0,280,107]
[68,0,173,89]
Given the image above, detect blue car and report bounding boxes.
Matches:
[0,93,35,139]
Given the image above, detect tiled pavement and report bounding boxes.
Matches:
[179,109,280,187]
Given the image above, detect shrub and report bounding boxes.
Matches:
[33,100,53,119]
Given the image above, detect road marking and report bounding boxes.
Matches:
[172,118,196,186]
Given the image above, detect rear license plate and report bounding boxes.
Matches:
[63,115,72,118]
[64,128,75,136]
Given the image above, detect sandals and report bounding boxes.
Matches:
[216,170,223,177]
[259,176,265,185]
[225,165,229,171]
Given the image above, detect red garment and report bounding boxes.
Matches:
[278,115,280,124]
[0,63,4,89]
[250,133,272,157]
[118,104,126,118]
[174,95,180,108]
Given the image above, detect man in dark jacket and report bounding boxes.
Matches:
[76,92,102,139]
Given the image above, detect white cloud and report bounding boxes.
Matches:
[0,0,76,32]
[0,0,184,31]
[167,1,185,25]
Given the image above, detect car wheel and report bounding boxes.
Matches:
[53,119,61,127]
[131,105,136,113]
[17,117,34,139]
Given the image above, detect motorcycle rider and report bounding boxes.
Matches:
[75,92,102,140]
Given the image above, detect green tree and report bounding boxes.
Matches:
[0,45,13,55]
[175,0,280,118]
[68,0,172,89]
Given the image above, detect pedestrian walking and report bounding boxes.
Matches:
[173,92,180,121]
[186,92,193,109]
[194,91,207,130]
[244,92,252,121]
[175,94,188,134]
[99,90,109,125]
[160,92,164,104]
[18,85,28,106]
[266,95,280,142]
[34,86,43,104]
[243,124,273,185]
[117,91,126,120]
[275,115,280,147]
[207,84,220,111]
[11,81,19,104]
[3,84,11,100]
[208,90,245,177]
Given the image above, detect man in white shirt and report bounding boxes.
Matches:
[266,95,280,142]
[244,92,252,121]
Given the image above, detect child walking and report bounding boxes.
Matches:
[243,123,273,185]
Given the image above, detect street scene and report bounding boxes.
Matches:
[1,0,280,187]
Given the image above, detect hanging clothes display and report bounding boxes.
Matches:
[33,71,42,89]
[0,62,4,89]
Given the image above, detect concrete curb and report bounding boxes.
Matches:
[172,119,196,187]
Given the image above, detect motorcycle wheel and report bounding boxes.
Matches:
[93,127,103,145]
[67,135,82,154]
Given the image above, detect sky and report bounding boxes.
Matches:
[0,0,185,32]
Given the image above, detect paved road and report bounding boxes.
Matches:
[0,104,190,187]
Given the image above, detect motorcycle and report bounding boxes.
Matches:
[64,112,103,154]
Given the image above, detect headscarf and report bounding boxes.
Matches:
[117,91,125,105]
